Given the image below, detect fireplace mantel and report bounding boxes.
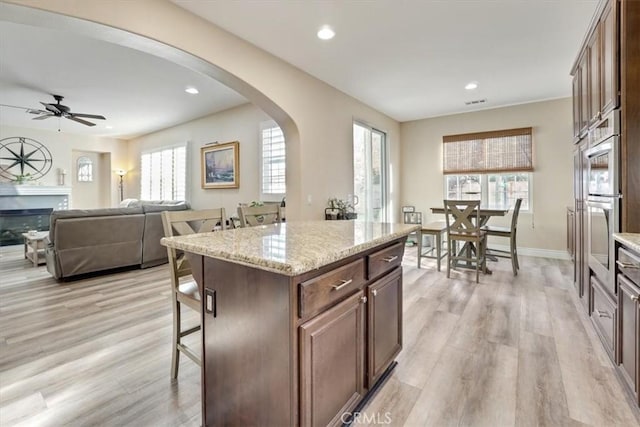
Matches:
[0,185,71,197]
[0,185,71,211]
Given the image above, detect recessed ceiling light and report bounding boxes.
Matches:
[465,81,478,90]
[105,125,113,129]
[185,87,199,94]
[317,25,335,40]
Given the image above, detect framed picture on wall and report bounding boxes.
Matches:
[201,141,239,189]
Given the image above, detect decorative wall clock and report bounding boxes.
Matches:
[0,137,53,182]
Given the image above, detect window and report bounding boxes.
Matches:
[140,145,186,201]
[77,156,93,182]
[261,122,286,195]
[444,173,531,210]
[443,128,533,210]
[353,122,388,222]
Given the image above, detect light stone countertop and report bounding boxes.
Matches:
[161,220,420,276]
[613,233,640,254]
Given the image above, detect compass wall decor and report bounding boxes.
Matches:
[0,137,53,182]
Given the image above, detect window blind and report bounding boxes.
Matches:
[261,125,286,194]
[443,127,533,174]
[140,145,186,201]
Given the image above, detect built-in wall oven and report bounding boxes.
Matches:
[586,110,621,295]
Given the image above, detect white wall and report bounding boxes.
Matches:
[70,150,111,209]
[128,103,274,215]
[0,125,128,207]
[400,98,574,255]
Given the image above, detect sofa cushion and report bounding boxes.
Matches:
[142,203,189,213]
[49,207,144,243]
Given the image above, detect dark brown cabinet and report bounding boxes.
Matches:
[567,207,575,262]
[591,275,618,361]
[300,291,366,427]
[572,71,582,140]
[367,267,402,386]
[196,236,407,426]
[588,27,601,125]
[571,0,640,410]
[616,243,640,406]
[573,140,589,310]
[579,53,590,135]
[600,0,619,114]
[617,273,639,404]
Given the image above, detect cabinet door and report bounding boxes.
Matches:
[367,267,402,386]
[579,54,589,135]
[300,291,365,427]
[600,0,618,114]
[588,27,601,125]
[617,274,639,403]
[572,71,581,139]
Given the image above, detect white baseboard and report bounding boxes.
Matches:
[488,244,571,260]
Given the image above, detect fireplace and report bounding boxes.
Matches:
[0,208,53,246]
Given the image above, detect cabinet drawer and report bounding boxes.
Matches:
[299,259,366,319]
[617,247,640,286]
[368,242,404,280]
[591,276,617,361]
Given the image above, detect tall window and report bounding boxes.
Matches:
[261,122,286,195]
[140,145,186,201]
[443,128,533,210]
[354,122,387,222]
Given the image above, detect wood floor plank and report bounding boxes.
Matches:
[516,330,570,426]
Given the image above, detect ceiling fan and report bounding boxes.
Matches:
[26,94,106,127]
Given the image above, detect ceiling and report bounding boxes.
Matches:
[0,20,248,140]
[174,0,598,121]
[0,1,598,139]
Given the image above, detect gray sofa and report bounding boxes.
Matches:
[45,201,189,279]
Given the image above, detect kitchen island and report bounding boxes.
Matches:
[161,220,419,427]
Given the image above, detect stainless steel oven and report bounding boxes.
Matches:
[586,110,621,293]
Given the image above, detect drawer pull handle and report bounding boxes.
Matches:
[332,279,353,291]
[372,289,378,297]
[616,260,639,269]
[383,255,398,263]
[596,309,611,318]
[632,295,639,302]
[360,296,367,304]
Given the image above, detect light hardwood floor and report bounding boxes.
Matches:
[1,244,638,426]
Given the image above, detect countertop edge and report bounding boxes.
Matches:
[161,224,419,276]
[613,233,640,254]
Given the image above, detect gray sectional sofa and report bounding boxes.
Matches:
[45,201,189,279]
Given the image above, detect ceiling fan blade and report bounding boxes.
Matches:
[70,113,106,120]
[27,109,49,115]
[32,114,54,120]
[41,102,61,114]
[66,116,96,127]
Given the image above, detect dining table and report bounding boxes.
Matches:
[430,203,511,273]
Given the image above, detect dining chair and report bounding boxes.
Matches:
[237,204,282,227]
[483,198,523,276]
[161,208,227,379]
[443,200,487,283]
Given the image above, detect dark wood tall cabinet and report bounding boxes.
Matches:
[571,0,640,410]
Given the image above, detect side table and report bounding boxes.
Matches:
[22,231,49,267]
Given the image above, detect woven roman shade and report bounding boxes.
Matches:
[443,127,533,174]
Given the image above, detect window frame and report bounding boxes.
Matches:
[259,120,286,200]
[139,143,188,202]
[443,172,532,212]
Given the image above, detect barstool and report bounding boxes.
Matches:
[417,221,448,271]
